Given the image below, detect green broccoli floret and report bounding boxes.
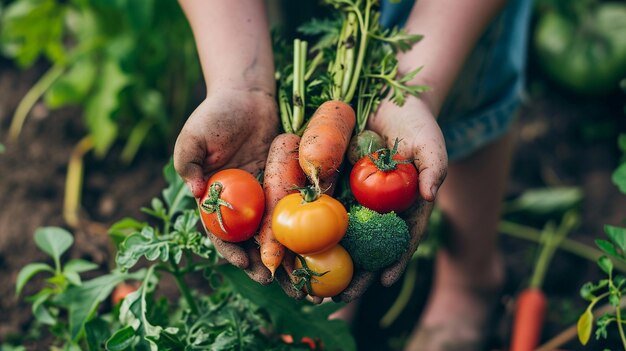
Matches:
[341,206,410,271]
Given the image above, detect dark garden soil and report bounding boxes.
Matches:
[0,57,625,350]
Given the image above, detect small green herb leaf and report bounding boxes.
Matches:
[598,256,614,275]
[596,239,623,259]
[85,318,112,351]
[577,307,593,345]
[605,225,626,252]
[16,262,54,296]
[105,325,136,351]
[34,227,73,264]
[64,259,99,274]
[612,163,626,194]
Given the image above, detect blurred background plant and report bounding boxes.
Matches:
[0,0,201,227]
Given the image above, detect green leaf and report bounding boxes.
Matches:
[64,270,82,286]
[596,239,623,260]
[0,0,67,67]
[54,269,145,340]
[44,55,97,108]
[64,259,99,274]
[109,217,146,247]
[577,308,593,345]
[609,291,620,307]
[605,225,626,252]
[126,0,154,30]
[85,318,112,351]
[16,262,54,296]
[84,59,130,156]
[0,143,5,153]
[598,256,614,275]
[106,325,136,351]
[612,163,626,194]
[505,187,583,215]
[219,265,356,351]
[162,160,194,216]
[34,227,73,264]
[33,302,56,325]
[618,134,626,153]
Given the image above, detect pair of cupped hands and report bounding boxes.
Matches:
[173,88,447,303]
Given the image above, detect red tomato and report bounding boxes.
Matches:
[111,282,139,305]
[199,169,265,242]
[349,148,418,213]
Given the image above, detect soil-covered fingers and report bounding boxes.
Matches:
[205,230,250,269]
[243,243,273,285]
[275,251,306,299]
[333,270,377,303]
[380,200,434,287]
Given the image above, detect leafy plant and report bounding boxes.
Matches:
[14,161,357,350]
[578,134,626,348]
[1,0,201,228]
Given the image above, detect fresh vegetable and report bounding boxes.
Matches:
[511,212,578,351]
[347,130,385,165]
[299,100,356,186]
[293,245,354,298]
[111,282,139,305]
[512,288,548,351]
[534,2,626,95]
[341,206,410,271]
[350,139,418,213]
[259,134,307,276]
[272,187,348,255]
[199,169,265,243]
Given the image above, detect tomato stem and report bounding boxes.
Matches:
[368,138,412,172]
[296,185,321,203]
[200,182,233,234]
[292,255,329,295]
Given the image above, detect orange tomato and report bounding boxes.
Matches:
[272,193,348,255]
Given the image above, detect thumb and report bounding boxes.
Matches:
[174,137,208,198]
[411,135,447,202]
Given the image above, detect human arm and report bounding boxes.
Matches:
[337,0,507,302]
[173,0,278,284]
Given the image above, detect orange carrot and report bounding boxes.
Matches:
[511,288,547,351]
[259,133,307,276]
[299,100,356,187]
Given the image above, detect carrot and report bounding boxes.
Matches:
[510,288,547,351]
[510,213,578,351]
[259,133,307,276]
[299,100,356,187]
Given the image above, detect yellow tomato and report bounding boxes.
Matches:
[294,245,354,298]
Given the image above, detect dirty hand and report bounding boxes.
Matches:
[174,88,278,284]
[335,96,447,302]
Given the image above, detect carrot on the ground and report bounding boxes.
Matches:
[259,133,307,276]
[511,288,547,351]
[298,100,356,187]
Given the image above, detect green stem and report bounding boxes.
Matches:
[63,136,94,228]
[343,0,372,102]
[8,64,65,141]
[169,257,198,315]
[278,88,294,134]
[617,304,626,349]
[498,220,626,273]
[530,213,577,289]
[380,257,418,328]
[292,39,306,132]
[120,119,153,164]
[341,12,357,98]
[304,51,323,81]
[331,19,349,100]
